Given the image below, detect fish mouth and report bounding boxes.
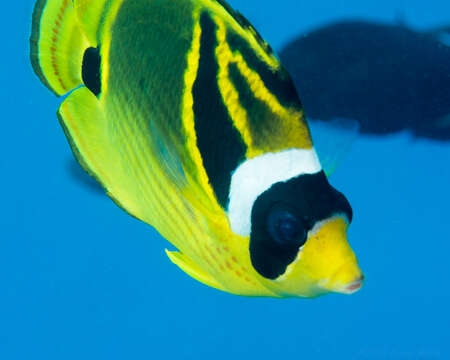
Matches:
[321,258,364,295]
[335,275,365,294]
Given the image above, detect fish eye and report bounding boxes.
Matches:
[266,206,307,247]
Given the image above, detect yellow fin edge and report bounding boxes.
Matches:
[30,0,92,96]
[165,250,225,292]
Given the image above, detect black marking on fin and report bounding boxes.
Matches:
[82,47,102,96]
[226,30,301,110]
[250,171,353,279]
[193,12,246,208]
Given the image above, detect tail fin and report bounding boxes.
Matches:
[30,0,92,96]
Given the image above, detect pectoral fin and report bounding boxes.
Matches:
[309,118,360,176]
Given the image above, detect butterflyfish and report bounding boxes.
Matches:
[30,0,363,297]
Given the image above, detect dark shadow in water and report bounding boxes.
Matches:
[67,159,105,195]
[279,20,450,141]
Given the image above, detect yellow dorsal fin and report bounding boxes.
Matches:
[30,0,93,95]
[73,0,109,46]
[165,250,225,291]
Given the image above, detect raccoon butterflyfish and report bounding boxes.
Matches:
[30,0,363,297]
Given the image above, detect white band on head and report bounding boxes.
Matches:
[227,149,322,236]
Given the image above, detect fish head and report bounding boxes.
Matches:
[248,172,363,297]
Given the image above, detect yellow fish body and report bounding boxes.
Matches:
[30,0,363,297]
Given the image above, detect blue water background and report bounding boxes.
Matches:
[2,0,449,358]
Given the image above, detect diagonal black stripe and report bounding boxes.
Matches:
[193,12,246,208]
[228,62,282,150]
[227,29,302,110]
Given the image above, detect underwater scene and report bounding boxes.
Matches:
[2,0,450,358]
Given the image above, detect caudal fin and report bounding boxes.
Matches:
[30,0,91,96]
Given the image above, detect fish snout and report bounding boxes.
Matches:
[321,260,364,294]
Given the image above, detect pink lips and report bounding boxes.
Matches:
[341,275,365,294]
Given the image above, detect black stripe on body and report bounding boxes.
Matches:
[250,171,353,279]
[193,12,246,208]
[228,62,282,149]
[227,30,302,110]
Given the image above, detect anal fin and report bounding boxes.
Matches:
[165,250,224,291]
[58,86,145,221]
